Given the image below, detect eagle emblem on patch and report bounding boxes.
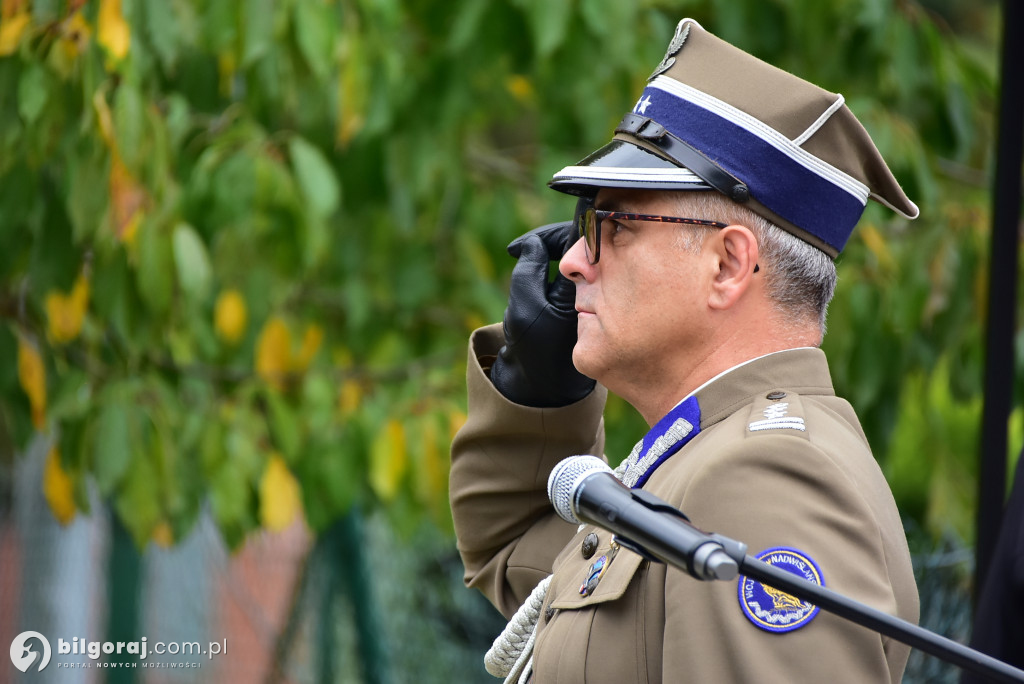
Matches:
[738,547,824,633]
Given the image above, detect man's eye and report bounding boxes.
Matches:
[607,220,627,237]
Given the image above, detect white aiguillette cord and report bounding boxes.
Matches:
[483,461,631,683]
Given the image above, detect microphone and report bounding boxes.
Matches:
[547,456,741,581]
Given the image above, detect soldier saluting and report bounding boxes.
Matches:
[451,18,920,683]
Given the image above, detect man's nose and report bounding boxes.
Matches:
[559,234,592,283]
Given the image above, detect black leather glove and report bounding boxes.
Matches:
[489,221,596,407]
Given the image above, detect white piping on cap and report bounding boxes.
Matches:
[649,76,870,206]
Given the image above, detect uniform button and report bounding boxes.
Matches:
[766,391,787,400]
[581,533,599,559]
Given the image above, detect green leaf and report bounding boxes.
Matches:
[199,417,227,478]
[17,62,49,125]
[293,0,336,80]
[114,451,162,547]
[242,0,276,66]
[164,93,191,152]
[302,373,336,436]
[29,195,79,295]
[143,0,182,71]
[49,369,91,421]
[524,0,572,59]
[67,156,108,244]
[137,220,175,315]
[447,0,490,54]
[265,388,302,461]
[209,463,254,548]
[92,247,137,342]
[114,83,146,171]
[302,213,329,269]
[226,412,264,482]
[172,222,213,304]
[93,403,133,495]
[288,136,340,218]
[578,0,627,40]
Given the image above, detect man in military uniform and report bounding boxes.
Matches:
[450,18,920,683]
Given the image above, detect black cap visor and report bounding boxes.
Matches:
[548,140,713,197]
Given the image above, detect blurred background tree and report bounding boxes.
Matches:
[0,0,1010,681]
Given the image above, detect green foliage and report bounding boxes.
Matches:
[0,0,1003,547]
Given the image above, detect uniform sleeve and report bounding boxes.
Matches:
[449,324,608,618]
[661,434,900,682]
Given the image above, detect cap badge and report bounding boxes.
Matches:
[738,547,824,633]
[648,20,691,81]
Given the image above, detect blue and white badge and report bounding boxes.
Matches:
[738,547,824,633]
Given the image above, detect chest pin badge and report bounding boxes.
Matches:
[579,540,620,596]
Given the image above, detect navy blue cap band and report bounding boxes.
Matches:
[637,79,868,253]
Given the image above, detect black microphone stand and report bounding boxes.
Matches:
[616,528,1024,684]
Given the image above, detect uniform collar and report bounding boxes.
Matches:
[620,348,834,489]
[690,347,834,431]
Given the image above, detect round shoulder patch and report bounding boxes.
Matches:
[738,547,824,633]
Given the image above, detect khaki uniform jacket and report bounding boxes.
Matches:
[451,324,919,683]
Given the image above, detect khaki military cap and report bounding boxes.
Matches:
[549,18,919,257]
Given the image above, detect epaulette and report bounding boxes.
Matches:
[743,390,810,439]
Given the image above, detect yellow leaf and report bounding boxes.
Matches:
[17,335,46,430]
[92,90,116,149]
[217,51,236,99]
[51,11,92,75]
[369,419,407,502]
[109,153,146,244]
[505,74,535,104]
[415,418,445,507]
[259,455,304,532]
[151,521,174,548]
[337,378,362,417]
[2,0,28,17]
[336,35,367,147]
[97,0,130,61]
[859,223,895,271]
[292,324,323,372]
[214,289,248,345]
[255,317,292,390]
[45,273,90,344]
[0,10,30,56]
[463,312,486,333]
[43,448,76,525]
[448,409,467,443]
[120,210,142,246]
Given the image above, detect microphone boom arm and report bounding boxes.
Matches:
[548,455,1024,682]
[597,490,1024,684]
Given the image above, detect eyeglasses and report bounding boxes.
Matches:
[574,195,728,265]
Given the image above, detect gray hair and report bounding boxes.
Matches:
[671,192,837,337]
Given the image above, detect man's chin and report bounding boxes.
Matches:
[571,346,602,383]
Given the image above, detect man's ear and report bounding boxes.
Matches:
[708,225,759,311]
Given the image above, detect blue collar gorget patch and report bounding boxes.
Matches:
[621,395,701,489]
